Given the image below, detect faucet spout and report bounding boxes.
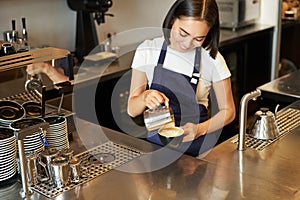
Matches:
[238,89,261,151]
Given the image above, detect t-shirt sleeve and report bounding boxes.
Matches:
[131,44,147,72]
[212,52,231,82]
[131,40,160,72]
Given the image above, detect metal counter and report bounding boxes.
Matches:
[2,99,300,200]
[220,24,274,47]
[258,69,300,100]
[0,23,282,199]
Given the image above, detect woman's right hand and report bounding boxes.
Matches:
[143,89,169,110]
[26,62,49,75]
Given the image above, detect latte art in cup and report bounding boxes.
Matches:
[158,127,184,137]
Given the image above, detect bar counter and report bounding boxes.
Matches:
[2,99,300,199]
[258,69,300,101]
[0,23,285,199]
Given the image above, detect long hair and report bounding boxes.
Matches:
[162,0,220,59]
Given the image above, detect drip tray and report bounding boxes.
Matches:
[31,141,144,198]
[232,108,300,151]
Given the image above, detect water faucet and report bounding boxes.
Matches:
[238,89,261,151]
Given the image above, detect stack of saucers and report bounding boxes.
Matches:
[0,100,25,127]
[0,127,17,182]
[44,116,69,150]
[10,118,46,155]
[22,101,42,118]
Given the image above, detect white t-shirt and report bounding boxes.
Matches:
[131,37,231,108]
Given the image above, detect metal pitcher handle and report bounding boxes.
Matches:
[38,159,50,182]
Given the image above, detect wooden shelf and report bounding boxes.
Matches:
[0,47,70,72]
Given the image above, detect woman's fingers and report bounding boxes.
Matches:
[144,90,169,109]
[26,64,34,74]
[182,123,198,142]
[26,63,46,75]
[161,93,169,107]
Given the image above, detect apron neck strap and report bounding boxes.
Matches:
[157,41,167,66]
[193,47,201,74]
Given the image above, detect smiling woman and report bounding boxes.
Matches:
[127,0,236,157]
[170,18,209,51]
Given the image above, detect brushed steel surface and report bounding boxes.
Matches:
[1,112,300,199]
[259,69,300,99]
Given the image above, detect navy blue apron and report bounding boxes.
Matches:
[147,41,214,157]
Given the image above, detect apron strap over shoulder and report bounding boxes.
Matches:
[190,47,201,85]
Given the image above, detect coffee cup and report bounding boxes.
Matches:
[158,126,184,147]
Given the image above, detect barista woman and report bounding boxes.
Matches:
[127,0,236,156]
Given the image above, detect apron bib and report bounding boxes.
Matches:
[147,41,212,156]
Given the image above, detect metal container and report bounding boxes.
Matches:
[49,157,69,188]
[143,105,174,132]
[217,0,260,30]
[1,43,16,56]
[39,148,59,184]
[3,31,12,42]
[60,148,74,162]
[26,154,39,186]
[69,157,81,183]
[247,107,280,140]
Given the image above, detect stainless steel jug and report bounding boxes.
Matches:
[26,153,49,184]
[143,105,175,132]
[49,157,69,188]
[60,148,74,162]
[39,148,59,184]
[247,107,280,140]
[26,153,39,186]
[69,158,81,183]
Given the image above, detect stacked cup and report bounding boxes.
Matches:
[43,116,69,150]
[0,100,25,127]
[0,127,17,182]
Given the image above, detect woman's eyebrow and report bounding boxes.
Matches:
[179,27,191,35]
[179,27,206,39]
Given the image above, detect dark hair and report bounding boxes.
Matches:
[162,0,220,59]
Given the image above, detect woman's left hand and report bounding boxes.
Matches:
[181,123,199,142]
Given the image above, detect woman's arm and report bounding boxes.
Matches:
[127,69,148,117]
[127,69,169,117]
[27,62,69,84]
[182,77,236,141]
